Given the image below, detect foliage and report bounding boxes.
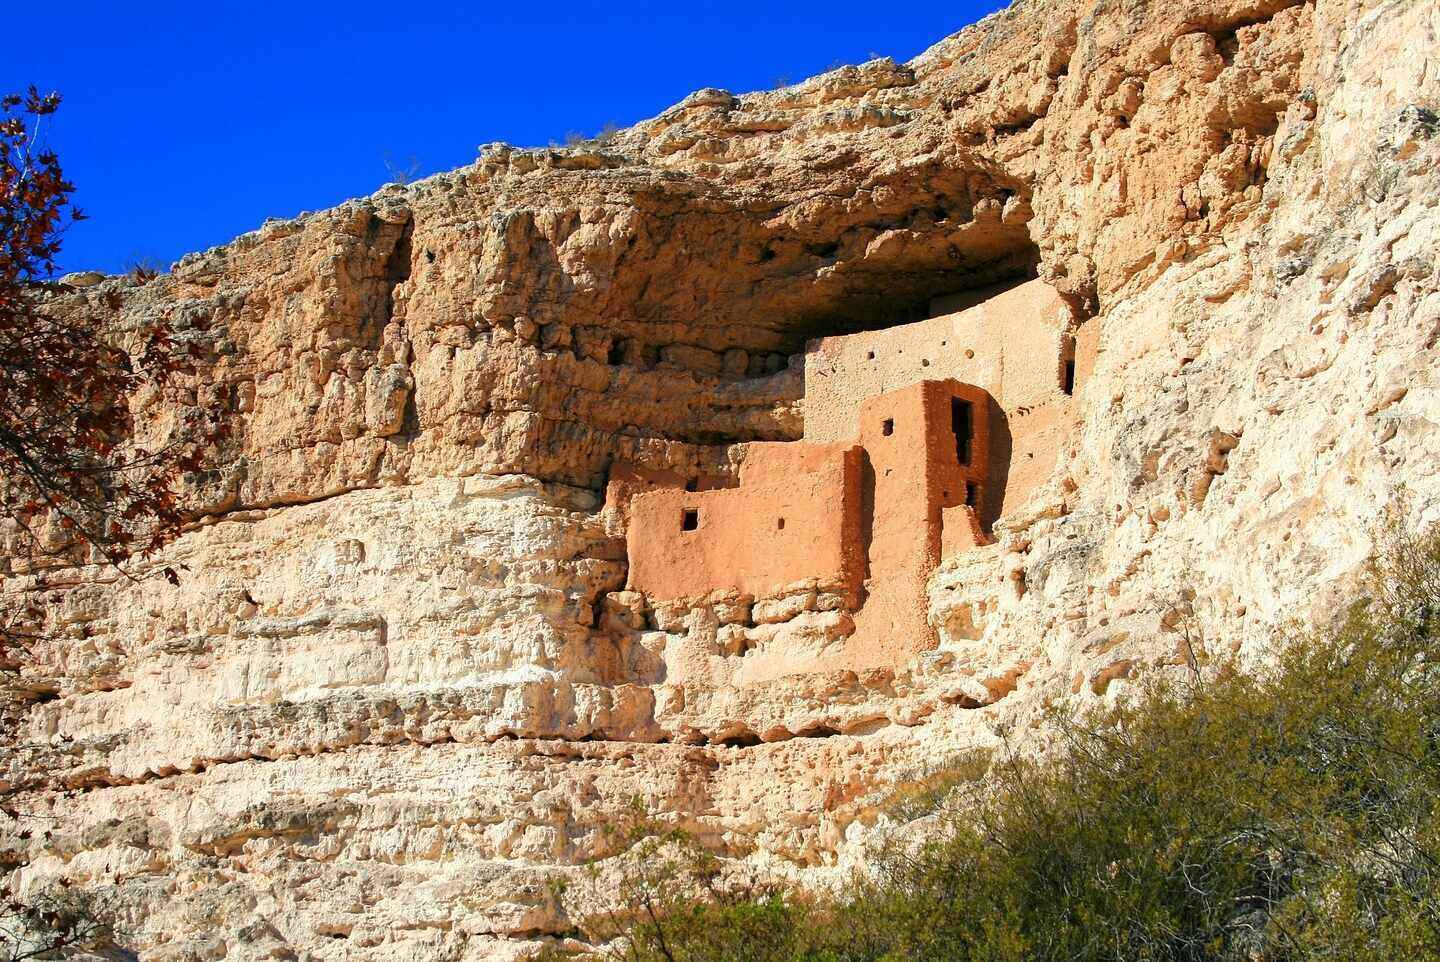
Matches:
[0,87,227,658]
[557,122,621,151]
[877,750,990,824]
[594,122,621,147]
[557,522,1440,960]
[539,801,813,962]
[0,881,124,961]
[382,152,422,185]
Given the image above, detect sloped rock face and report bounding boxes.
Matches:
[4,0,1440,957]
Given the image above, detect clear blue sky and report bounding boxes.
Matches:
[9,1,1006,275]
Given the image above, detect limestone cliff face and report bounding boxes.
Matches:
[4,0,1439,957]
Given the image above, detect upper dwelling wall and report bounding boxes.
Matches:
[803,278,1074,444]
[602,462,735,536]
[804,278,1078,518]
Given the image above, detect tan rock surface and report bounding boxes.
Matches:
[4,0,1440,957]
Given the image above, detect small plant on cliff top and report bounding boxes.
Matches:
[0,87,228,663]
[382,151,421,185]
[562,520,1440,961]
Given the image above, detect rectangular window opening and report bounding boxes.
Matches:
[681,509,699,531]
[684,477,699,492]
[951,398,973,465]
[1060,335,1077,396]
[881,418,894,437]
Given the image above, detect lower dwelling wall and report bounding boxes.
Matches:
[624,378,1007,673]
[625,442,865,602]
[601,462,734,536]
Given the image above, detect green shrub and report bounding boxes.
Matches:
[551,523,1440,961]
[539,801,813,962]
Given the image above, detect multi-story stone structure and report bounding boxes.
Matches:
[611,278,1091,676]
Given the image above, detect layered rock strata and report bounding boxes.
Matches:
[3,0,1440,957]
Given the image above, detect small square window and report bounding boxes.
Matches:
[681,509,699,531]
[882,418,894,437]
[777,518,785,530]
[866,350,876,360]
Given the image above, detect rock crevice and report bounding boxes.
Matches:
[4,0,1440,957]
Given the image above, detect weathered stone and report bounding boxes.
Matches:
[4,1,1440,958]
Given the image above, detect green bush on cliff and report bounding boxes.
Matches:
[547,522,1440,961]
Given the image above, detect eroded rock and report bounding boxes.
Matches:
[5,0,1440,957]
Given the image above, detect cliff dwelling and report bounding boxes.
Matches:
[606,278,1095,683]
[10,0,1439,952]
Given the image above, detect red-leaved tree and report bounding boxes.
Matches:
[0,87,227,655]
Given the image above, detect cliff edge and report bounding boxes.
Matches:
[3,0,1439,957]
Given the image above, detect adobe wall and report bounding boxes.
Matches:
[620,278,1084,679]
[804,278,1077,520]
[625,442,865,603]
[602,462,734,537]
[842,380,995,667]
[602,463,686,537]
[621,378,1003,683]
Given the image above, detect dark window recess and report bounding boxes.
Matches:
[777,518,785,530]
[608,340,626,366]
[716,731,762,748]
[684,478,699,492]
[965,482,979,507]
[1060,335,1077,395]
[681,509,699,531]
[866,350,876,360]
[951,398,973,465]
[882,418,895,437]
